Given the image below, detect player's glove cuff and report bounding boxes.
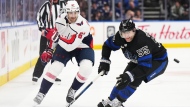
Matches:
[125,71,134,82]
[100,58,111,64]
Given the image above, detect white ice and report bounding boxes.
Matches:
[0,49,190,107]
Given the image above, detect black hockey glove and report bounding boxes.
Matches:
[98,58,111,76]
[116,71,134,90]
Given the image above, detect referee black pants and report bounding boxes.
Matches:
[32,36,47,78]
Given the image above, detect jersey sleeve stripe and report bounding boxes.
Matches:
[105,36,120,51]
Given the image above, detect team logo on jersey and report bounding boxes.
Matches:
[76,21,83,26]
[124,49,137,63]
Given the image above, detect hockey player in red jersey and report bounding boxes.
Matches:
[97,19,168,107]
[33,0,94,106]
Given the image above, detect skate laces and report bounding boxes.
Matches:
[34,92,45,104]
[109,98,124,107]
[67,88,76,99]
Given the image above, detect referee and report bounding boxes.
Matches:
[32,0,66,83]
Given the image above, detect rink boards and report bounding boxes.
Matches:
[0,21,190,86]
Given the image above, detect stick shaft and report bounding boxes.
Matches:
[75,71,103,100]
[67,71,104,107]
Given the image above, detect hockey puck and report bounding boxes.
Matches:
[174,58,180,63]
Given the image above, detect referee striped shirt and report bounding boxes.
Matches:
[36,0,65,31]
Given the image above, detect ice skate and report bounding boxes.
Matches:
[33,92,45,106]
[97,98,111,107]
[105,98,124,107]
[32,77,38,85]
[66,88,76,106]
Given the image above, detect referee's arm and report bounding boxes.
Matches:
[36,1,49,31]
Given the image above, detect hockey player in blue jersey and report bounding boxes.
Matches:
[97,19,168,107]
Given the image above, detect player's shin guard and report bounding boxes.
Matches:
[70,59,93,90]
[44,61,64,82]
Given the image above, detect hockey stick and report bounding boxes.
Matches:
[66,71,104,107]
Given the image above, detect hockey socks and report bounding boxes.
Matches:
[39,78,53,94]
[109,86,120,100]
[118,86,136,100]
[109,86,136,101]
[70,78,84,90]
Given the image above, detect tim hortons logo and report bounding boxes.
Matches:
[138,24,190,40]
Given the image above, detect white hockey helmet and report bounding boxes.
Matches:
[66,0,80,13]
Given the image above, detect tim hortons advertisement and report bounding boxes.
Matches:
[90,21,190,45]
[136,22,190,43]
[20,27,31,64]
[30,26,40,59]
[7,28,20,71]
[0,30,8,75]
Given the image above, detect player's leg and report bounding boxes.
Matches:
[33,45,71,105]
[144,59,168,83]
[33,61,65,105]
[32,36,61,83]
[98,61,137,107]
[105,59,168,107]
[66,48,95,104]
[104,79,143,107]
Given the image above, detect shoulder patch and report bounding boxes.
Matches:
[76,21,83,26]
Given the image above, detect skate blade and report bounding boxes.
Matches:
[66,102,71,107]
[32,101,39,107]
[32,81,37,85]
[55,81,61,85]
